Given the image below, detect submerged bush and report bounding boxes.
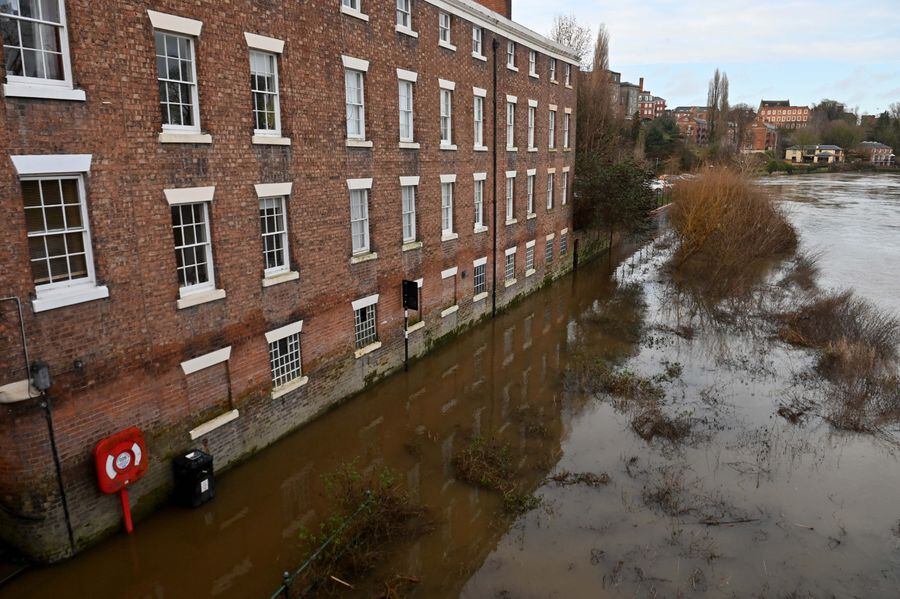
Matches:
[452,437,542,515]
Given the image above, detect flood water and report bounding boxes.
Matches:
[3,173,900,598]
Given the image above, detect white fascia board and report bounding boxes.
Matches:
[347,178,373,190]
[473,86,487,97]
[245,32,285,54]
[441,267,458,279]
[473,172,487,181]
[474,257,488,267]
[440,174,457,183]
[148,10,203,36]
[397,68,418,82]
[527,168,537,176]
[342,55,370,72]
[265,320,303,343]
[439,79,456,91]
[528,99,538,108]
[526,240,536,248]
[11,154,92,175]
[352,294,379,311]
[505,170,517,178]
[399,176,420,186]
[165,186,215,206]
[255,182,292,198]
[181,346,231,375]
[506,94,517,103]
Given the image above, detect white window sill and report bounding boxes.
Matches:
[351,251,378,264]
[252,135,292,146]
[3,83,86,102]
[341,5,369,21]
[440,144,458,151]
[406,321,425,335]
[507,65,519,72]
[549,148,558,152]
[402,241,423,252]
[438,40,457,52]
[528,147,538,153]
[507,146,518,153]
[355,341,382,359]
[472,52,487,62]
[396,25,418,38]
[189,409,239,441]
[160,132,213,144]
[0,379,39,404]
[177,288,226,310]
[527,212,537,220]
[505,279,517,288]
[473,292,488,303]
[530,73,540,79]
[474,145,488,152]
[474,225,488,234]
[399,141,420,149]
[563,148,572,153]
[505,218,518,226]
[566,84,573,89]
[346,139,373,148]
[550,79,559,85]
[262,270,299,287]
[526,269,536,278]
[272,375,309,400]
[32,284,109,313]
[441,305,459,318]
[441,232,459,242]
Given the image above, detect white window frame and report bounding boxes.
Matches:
[506,41,517,70]
[525,240,536,274]
[549,58,557,82]
[440,80,455,147]
[527,100,537,150]
[396,0,412,30]
[526,169,536,215]
[348,178,373,256]
[473,257,488,298]
[1,0,84,101]
[168,195,217,300]
[343,56,370,143]
[472,26,484,59]
[249,49,282,138]
[504,247,516,283]
[562,168,570,206]
[565,63,572,87]
[547,170,555,210]
[398,72,416,143]
[549,108,557,149]
[528,50,538,78]
[473,87,487,150]
[352,294,380,352]
[341,0,368,21]
[506,97,516,150]
[258,195,290,278]
[440,174,456,238]
[266,320,306,395]
[563,108,572,149]
[155,30,202,134]
[505,171,516,223]
[438,12,455,50]
[400,176,419,244]
[473,173,487,231]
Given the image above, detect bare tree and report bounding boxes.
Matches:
[706,69,730,146]
[592,25,610,73]
[549,14,592,69]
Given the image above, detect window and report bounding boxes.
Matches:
[527,172,535,214]
[342,0,361,9]
[474,177,485,229]
[545,237,554,264]
[440,88,453,145]
[565,63,571,86]
[172,202,214,293]
[563,112,571,149]
[268,327,303,390]
[529,50,537,76]
[506,101,516,148]
[1,0,76,92]
[547,172,555,209]
[396,0,411,28]
[473,95,484,147]
[549,58,557,81]
[472,26,483,56]
[505,250,516,282]
[354,303,378,349]
[506,41,516,69]
[259,196,289,276]
[505,174,515,222]
[401,184,417,243]
[441,180,454,236]
[527,105,536,149]
[345,68,366,140]
[22,176,95,290]
[438,12,451,44]
[562,171,569,205]
[474,260,486,296]
[156,32,200,130]
[399,79,414,142]
[349,188,370,255]
[549,109,557,148]
[250,51,281,136]
[561,231,569,255]
[525,243,535,272]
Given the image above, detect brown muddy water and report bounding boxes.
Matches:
[4,173,900,598]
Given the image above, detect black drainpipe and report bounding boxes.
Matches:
[490,36,500,317]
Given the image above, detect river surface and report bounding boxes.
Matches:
[3,173,899,598]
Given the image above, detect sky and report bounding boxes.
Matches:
[514,0,900,115]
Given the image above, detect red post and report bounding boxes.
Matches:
[120,487,134,534]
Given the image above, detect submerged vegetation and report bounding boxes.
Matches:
[452,437,542,514]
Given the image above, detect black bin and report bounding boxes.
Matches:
[172,450,215,508]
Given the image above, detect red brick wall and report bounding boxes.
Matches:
[0,0,575,561]
[473,0,512,18]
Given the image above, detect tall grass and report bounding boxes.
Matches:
[669,169,798,299]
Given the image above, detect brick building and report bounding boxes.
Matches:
[758,100,810,129]
[742,122,779,153]
[856,141,894,165]
[638,92,666,121]
[673,106,709,144]
[0,0,578,561]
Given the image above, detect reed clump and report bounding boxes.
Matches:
[452,437,541,514]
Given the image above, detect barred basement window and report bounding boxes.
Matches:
[22,177,94,288]
[525,244,535,272]
[1,0,73,85]
[545,238,554,264]
[250,50,281,136]
[269,332,302,389]
[156,31,200,130]
[505,252,515,282]
[561,232,569,255]
[474,262,486,295]
[172,202,214,293]
[259,196,288,276]
[354,303,377,348]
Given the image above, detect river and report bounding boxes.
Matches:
[3,173,899,598]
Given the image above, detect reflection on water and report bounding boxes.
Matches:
[4,174,900,598]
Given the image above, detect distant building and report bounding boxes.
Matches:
[639,92,667,120]
[743,123,779,153]
[607,70,622,107]
[673,106,709,144]
[758,100,810,129]
[619,80,642,119]
[786,145,845,164]
[672,106,708,121]
[857,141,894,165]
